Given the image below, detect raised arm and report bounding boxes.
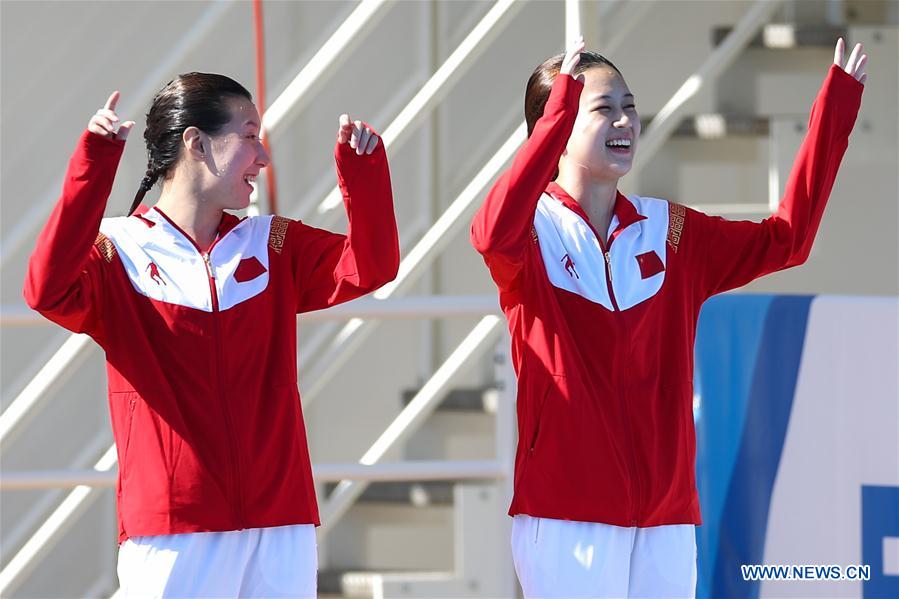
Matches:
[23,91,135,334]
[291,116,400,313]
[471,37,586,291]
[693,40,867,297]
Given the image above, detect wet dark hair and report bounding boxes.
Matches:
[129,72,253,216]
[524,51,623,138]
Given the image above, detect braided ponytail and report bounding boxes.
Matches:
[128,165,161,216]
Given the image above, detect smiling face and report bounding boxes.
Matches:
[560,66,641,182]
[199,96,270,211]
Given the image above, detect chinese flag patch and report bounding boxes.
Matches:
[635,251,665,279]
[233,257,267,283]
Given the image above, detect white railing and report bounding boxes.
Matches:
[1,431,112,562]
[1,460,507,492]
[306,0,523,216]
[1,295,500,327]
[262,0,392,131]
[0,335,94,451]
[320,315,504,535]
[0,445,117,595]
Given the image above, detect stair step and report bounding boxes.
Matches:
[713,23,846,48]
[642,114,770,138]
[325,480,455,506]
[401,387,497,413]
[318,569,453,597]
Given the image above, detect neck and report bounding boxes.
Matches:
[155,178,223,252]
[555,166,619,244]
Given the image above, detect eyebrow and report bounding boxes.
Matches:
[591,93,635,101]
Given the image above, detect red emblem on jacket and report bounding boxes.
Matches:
[561,253,579,279]
[146,262,166,286]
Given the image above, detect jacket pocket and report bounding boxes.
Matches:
[514,376,555,497]
[111,392,139,489]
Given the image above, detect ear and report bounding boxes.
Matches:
[182,126,206,161]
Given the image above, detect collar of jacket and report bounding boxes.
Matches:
[545,181,647,241]
[131,204,244,251]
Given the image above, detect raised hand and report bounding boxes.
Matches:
[560,35,586,77]
[834,38,868,85]
[87,91,135,141]
[337,113,380,155]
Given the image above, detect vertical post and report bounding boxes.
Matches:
[419,0,440,383]
[768,118,782,212]
[104,489,117,594]
[565,0,582,43]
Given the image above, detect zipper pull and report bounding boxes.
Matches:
[604,252,613,283]
[203,253,214,278]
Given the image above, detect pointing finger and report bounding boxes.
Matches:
[833,37,844,66]
[844,42,862,74]
[337,113,352,143]
[104,91,120,112]
[854,54,868,79]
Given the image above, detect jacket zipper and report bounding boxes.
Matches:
[550,193,644,525]
[593,228,642,526]
[151,207,246,526]
[202,250,245,527]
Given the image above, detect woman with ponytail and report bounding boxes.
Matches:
[24,73,399,597]
[471,37,868,597]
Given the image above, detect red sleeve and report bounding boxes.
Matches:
[691,65,863,297]
[290,135,400,313]
[23,130,125,335]
[470,74,584,291]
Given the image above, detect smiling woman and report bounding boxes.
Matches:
[23,72,399,597]
[471,36,868,599]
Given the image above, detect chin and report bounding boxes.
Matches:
[225,197,252,212]
[612,164,633,178]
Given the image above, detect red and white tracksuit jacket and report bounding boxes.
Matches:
[471,66,862,527]
[24,130,399,542]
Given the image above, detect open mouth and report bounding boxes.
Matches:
[243,174,257,191]
[605,138,632,154]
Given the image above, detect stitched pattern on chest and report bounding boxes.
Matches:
[94,232,117,263]
[269,216,289,254]
[667,203,685,253]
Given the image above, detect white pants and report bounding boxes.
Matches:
[117,524,317,598]
[511,515,696,599]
